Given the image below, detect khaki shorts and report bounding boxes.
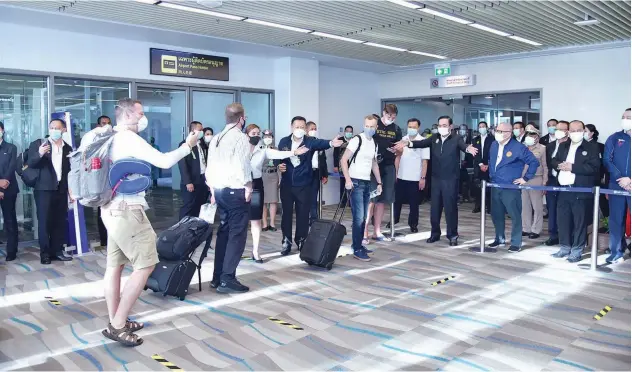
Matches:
[101,208,158,270]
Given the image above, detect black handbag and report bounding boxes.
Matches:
[19,140,41,188]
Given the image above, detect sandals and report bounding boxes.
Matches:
[126,319,144,332]
[362,238,371,245]
[102,323,143,347]
[372,235,393,242]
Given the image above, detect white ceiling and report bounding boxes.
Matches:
[2,0,630,67]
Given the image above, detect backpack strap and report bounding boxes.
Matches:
[348,135,362,164]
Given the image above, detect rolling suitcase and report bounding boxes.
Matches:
[300,194,348,270]
[145,223,213,301]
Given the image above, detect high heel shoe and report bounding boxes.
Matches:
[251,254,264,264]
[262,226,270,232]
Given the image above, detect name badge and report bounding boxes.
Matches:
[582,151,587,156]
[435,139,439,144]
[506,151,512,158]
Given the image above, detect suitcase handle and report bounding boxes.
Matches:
[332,190,351,224]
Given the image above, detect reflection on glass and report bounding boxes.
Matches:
[54,79,129,145]
[0,74,48,238]
[191,90,235,133]
[240,92,271,130]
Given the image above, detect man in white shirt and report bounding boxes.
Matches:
[205,103,253,294]
[178,121,209,219]
[26,118,73,264]
[341,115,382,262]
[101,98,198,346]
[393,118,429,233]
[307,121,328,224]
[550,120,600,263]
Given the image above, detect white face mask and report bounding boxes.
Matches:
[308,130,318,137]
[438,127,449,136]
[554,130,567,140]
[494,132,506,142]
[622,119,632,131]
[431,129,438,134]
[137,115,148,132]
[204,135,213,143]
[524,136,536,146]
[293,128,305,139]
[263,137,273,146]
[479,128,488,135]
[383,118,394,125]
[569,132,584,143]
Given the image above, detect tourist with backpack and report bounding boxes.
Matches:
[27,118,73,265]
[340,115,382,262]
[99,98,199,347]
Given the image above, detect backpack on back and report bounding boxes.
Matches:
[68,128,116,207]
[348,135,362,165]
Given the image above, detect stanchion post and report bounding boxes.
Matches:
[391,203,395,239]
[319,178,323,219]
[590,186,600,271]
[480,180,487,253]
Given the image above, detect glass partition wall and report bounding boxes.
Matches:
[0,70,273,241]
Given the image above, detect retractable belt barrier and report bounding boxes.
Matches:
[475,180,631,271]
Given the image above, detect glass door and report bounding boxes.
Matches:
[190,90,236,133]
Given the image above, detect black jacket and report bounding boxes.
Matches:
[313,150,329,180]
[540,134,555,146]
[472,134,494,179]
[0,140,19,195]
[545,140,562,186]
[178,141,205,185]
[411,133,469,180]
[551,140,600,198]
[26,139,71,192]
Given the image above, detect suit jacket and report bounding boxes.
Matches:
[278,136,331,187]
[313,150,328,180]
[472,134,494,179]
[26,138,71,192]
[489,138,539,184]
[540,134,556,146]
[411,133,469,180]
[551,140,600,198]
[178,141,205,185]
[545,140,562,186]
[0,140,19,195]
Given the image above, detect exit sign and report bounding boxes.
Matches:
[435,63,451,77]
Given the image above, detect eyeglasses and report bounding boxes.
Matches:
[496,130,512,133]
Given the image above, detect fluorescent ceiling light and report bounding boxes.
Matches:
[468,23,511,37]
[508,35,542,46]
[311,32,364,43]
[244,18,312,33]
[136,0,158,4]
[364,42,407,52]
[407,50,447,59]
[387,0,421,9]
[158,2,245,21]
[419,8,472,25]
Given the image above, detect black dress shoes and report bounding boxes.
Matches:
[449,239,458,247]
[5,253,17,262]
[426,236,440,244]
[528,233,540,239]
[41,256,52,265]
[545,238,559,246]
[210,278,220,289]
[522,231,530,237]
[53,253,73,262]
[410,226,418,233]
[280,238,292,256]
[472,207,481,213]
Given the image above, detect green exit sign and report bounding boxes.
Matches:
[434,63,451,77]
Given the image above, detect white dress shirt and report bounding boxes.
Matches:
[558,141,580,186]
[205,124,253,190]
[251,146,293,179]
[397,134,430,181]
[480,134,488,160]
[197,143,206,175]
[495,141,506,168]
[551,140,561,177]
[312,152,319,170]
[104,129,191,210]
[49,138,64,182]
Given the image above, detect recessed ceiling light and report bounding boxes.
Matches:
[387,0,421,10]
[244,19,312,33]
[419,7,472,25]
[364,42,407,52]
[311,32,365,43]
[158,2,245,21]
[468,23,511,37]
[508,35,542,46]
[407,50,447,59]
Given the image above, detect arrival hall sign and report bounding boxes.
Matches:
[150,48,229,81]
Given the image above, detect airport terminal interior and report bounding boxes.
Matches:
[0,0,631,371]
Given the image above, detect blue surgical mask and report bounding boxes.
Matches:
[364,127,376,137]
[407,128,418,137]
[344,132,353,139]
[49,129,62,141]
[548,126,556,135]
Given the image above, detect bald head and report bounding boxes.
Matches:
[225,103,245,125]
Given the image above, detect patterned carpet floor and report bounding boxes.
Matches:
[0,200,630,371]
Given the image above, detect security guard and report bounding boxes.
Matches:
[393,116,478,246]
[603,108,631,263]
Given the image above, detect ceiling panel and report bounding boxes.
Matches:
[2,0,629,66]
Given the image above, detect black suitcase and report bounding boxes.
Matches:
[300,194,348,270]
[145,229,213,300]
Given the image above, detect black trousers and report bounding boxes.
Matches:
[459,168,472,201]
[1,192,18,256]
[394,179,421,228]
[97,207,107,246]
[430,177,459,240]
[473,170,491,210]
[213,188,250,283]
[281,184,311,244]
[557,192,588,259]
[34,189,68,258]
[179,180,210,219]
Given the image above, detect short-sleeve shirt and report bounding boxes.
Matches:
[346,133,378,181]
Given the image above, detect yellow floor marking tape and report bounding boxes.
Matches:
[431,276,456,286]
[593,305,612,320]
[151,354,184,371]
[45,296,61,306]
[268,317,304,331]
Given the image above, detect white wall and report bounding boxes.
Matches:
[0,22,275,90]
[380,46,631,139]
[319,66,381,205]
